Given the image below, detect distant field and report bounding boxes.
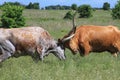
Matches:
[0,10,120,80]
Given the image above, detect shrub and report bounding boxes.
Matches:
[112,0,120,19]
[78,4,92,18]
[1,4,25,28]
[64,11,74,19]
[103,2,110,10]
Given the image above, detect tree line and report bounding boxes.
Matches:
[0,2,40,9]
[0,2,110,10]
[45,2,110,10]
[1,0,120,28]
[45,5,71,10]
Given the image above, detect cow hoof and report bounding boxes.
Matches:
[113,53,118,57]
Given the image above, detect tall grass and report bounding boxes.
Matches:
[0,10,120,80]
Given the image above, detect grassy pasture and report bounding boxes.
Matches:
[0,10,120,80]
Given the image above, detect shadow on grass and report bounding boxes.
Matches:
[0,62,3,68]
[13,52,41,63]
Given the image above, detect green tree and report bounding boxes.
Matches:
[1,4,25,28]
[71,4,77,10]
[112,0,120,19]
[78,5,92,18]
[26,2,33,9]
[2,2,24,7]
[26,2,39,9]
[103,2,110,10]
[33,3,39,9]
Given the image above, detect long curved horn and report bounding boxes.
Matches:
[62,34,75,42]
[61,11,77,43]
[72,11,77,29]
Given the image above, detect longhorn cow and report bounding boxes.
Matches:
[0,27,66,62]
[58,15,120,57]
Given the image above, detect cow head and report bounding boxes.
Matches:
[45,41,66,60]
[52,42,66,60]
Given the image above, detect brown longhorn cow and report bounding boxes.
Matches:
[58,15,120,57]
[0,27,66,62]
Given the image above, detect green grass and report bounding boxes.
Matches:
[1,10,120,80]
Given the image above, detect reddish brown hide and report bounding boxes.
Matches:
[59,25,120,57]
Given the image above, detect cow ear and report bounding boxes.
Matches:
[57,39,60,45]
[58,39,61,42]
[57,39,63,46]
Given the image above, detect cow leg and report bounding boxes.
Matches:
[81,42,91,56]
[114,42,120,55]
[79,46,84,56]
[40,48,46,61]
[0,47,11,62]
[0,40,15,62]
[37,46,46,61]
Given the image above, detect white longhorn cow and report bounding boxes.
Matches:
[0,26,66,62]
